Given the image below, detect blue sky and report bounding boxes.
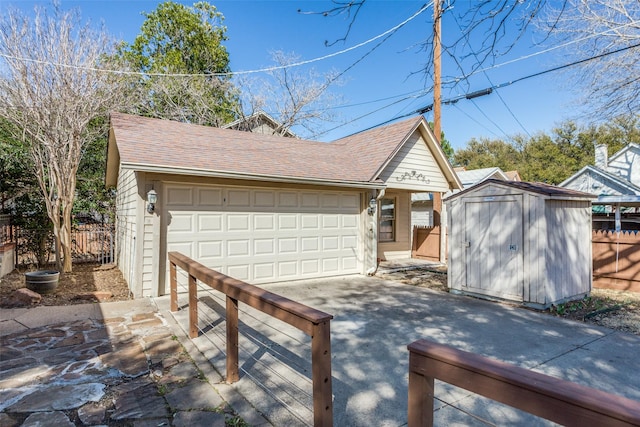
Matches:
[1,0,585,150]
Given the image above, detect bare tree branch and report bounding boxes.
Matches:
[0,4,127,272]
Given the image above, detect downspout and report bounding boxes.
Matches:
[366,189,386,276]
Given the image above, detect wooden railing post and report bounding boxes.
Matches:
[188,273,198,338]
[311,320,333,427]
[226,296,240,383]
[407,351,434,427]
[169,260,178,312]
[168,251,334,426]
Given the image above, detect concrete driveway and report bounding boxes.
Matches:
[159,275,640,426]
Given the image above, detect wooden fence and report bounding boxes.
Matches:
[168,251,334,427]
[407,339,640,427]
[592,230,640,293]
[0,222,114,266]
[412,226,445,261]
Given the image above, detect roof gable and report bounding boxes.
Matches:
[559,165,640,195]
[332,116,461,191]
[446,179,596,202]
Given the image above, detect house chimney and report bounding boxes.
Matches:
[594,144,608,169]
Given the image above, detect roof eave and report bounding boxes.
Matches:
[120,162,386,190]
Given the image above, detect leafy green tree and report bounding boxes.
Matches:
[0,119,33,213]
[427,121,454,162]
[453,115,640,184]
[453,138,520,171]
[116,1,240,126]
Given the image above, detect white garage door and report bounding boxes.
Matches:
[165,184,362,283]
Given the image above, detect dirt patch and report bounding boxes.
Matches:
[0,263,132,307]
[378,268,640,336]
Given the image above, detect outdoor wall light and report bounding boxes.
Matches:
[368,197,377,216]
[147,189,157,213]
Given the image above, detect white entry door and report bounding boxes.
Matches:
[463,196,523,300]
[165,184,362,285]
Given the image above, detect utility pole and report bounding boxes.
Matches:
[432,0,443,229]
[433,0,442,144]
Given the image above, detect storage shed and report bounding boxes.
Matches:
[445,179,596,309]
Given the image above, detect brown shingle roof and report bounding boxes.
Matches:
[446,178,597,200]
[109,113,423,184]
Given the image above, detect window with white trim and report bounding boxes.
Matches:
[379,198,396,242]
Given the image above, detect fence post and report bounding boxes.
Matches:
[226,296,240,383]
[188,273,198,338]
[170,261,178,312]
[407,351,434,427]
[311,320,333,427]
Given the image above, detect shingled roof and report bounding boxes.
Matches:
[107,113,438,188]
[445,178,596,201]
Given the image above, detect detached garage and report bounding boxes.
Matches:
[106,113,461,297]
[445,179,596,309]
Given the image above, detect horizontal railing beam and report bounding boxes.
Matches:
[169,251,332,334]
[408,339,640,427]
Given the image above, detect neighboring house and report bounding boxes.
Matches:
[223,110,298,138]
[411,166,517,228]
[106,113,462,297]
[560,144,640,227]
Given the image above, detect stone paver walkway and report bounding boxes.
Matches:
[0,299,258,427]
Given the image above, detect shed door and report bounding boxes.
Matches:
[463,196,523,301]
[164,185,362,287]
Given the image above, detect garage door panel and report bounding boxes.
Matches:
[322,236,339,251]
[169,214,194,232]
[254,214,275,230]
[278,261,298,277]
[254,239,275,255]
[323,258,339,272]
[301,214,319,229]
[301,193,319,208]
[301,237,319,252]
[198,189,223,206]
[198,214,222,231]
[278,192,298,207]
[227,240,250,257]
[227,190,250,207]
[301,260,319,275]
[227,214,250,231]
[166,185,361,284]
[278,215,297,230]
[254,191,276,207]
[323,215,339,228]
[199,241,222,257]
[343,235,358,249]
[278,238,297,253]
[167,187,193,205]
[168,241,194,258]
[227,265,250,281]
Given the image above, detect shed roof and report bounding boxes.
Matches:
[106,113,461,190]
[444,179,597,202]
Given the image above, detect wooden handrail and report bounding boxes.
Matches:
[169,251,334,427]
[407,339,640,427]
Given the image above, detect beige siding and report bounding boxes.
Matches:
[379,133,450,192]
[115,168,139,295]
[447,198,464,291]
[378,191,411,260]
[545,200,592,303]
